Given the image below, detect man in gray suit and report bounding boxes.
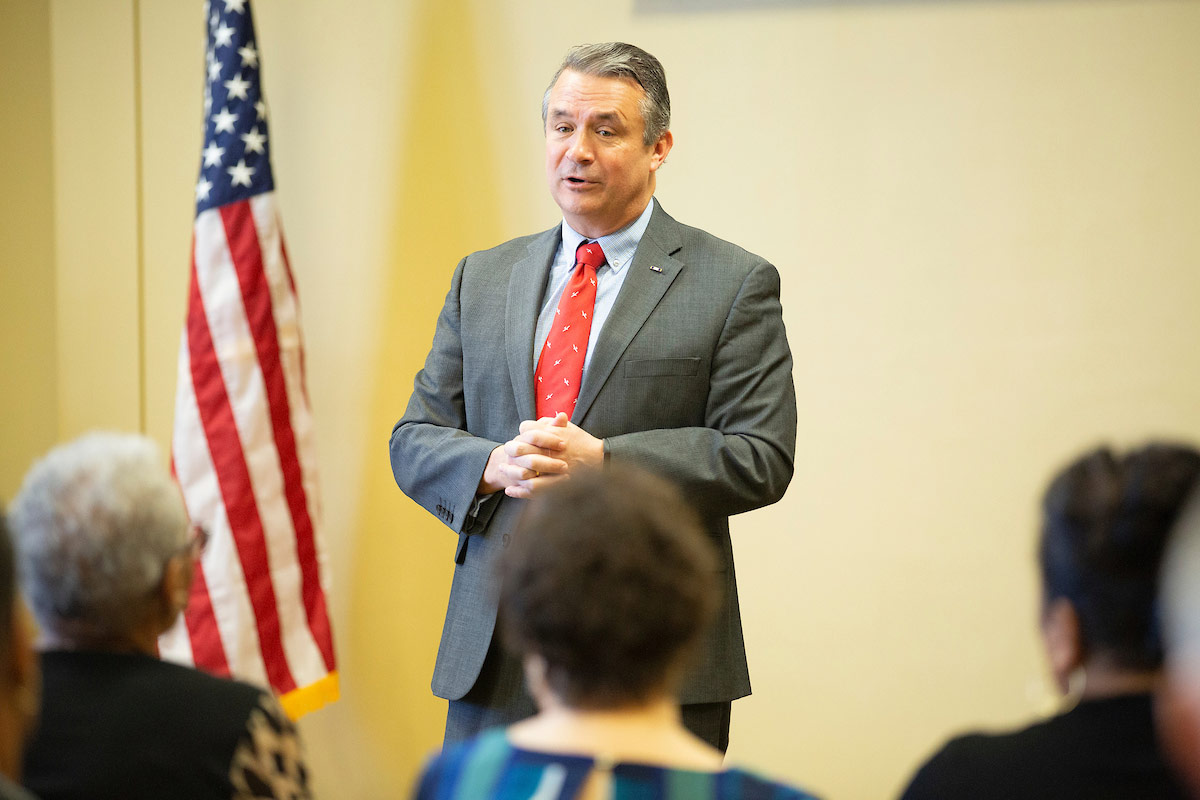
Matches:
[390,42,796,751]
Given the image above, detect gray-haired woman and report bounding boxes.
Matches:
[9,432,312,800]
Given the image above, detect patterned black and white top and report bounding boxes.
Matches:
[23,651,312,800]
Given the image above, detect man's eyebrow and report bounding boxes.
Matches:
[547,108,624,125]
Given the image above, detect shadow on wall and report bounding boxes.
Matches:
[340,0,507,791]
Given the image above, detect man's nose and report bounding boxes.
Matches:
[566,132,593,163]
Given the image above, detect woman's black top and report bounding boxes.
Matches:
[899,693,1188,800]
[22,650,311,800]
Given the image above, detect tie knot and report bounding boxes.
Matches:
[575,241,605,269]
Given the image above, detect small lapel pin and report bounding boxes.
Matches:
[649,265,663,273]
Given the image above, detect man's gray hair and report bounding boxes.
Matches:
[9,432,188,641]
[542,42,671,146]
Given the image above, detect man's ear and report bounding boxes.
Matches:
[649,131,673,172]
[1042,596,1084,694]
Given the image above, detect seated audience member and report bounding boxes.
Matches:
[413,466,821,800]
[1160,479,1200,796]
[0,514,39,800]
[8,433,313,800]
[899,443,1199,800]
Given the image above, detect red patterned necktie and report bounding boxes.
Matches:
[535,240,605,419]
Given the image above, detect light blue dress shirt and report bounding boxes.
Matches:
[468,199,658,512]
[532,198,656,383]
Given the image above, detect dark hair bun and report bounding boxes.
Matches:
[1041,442,1200,670]
[498,466,719,709]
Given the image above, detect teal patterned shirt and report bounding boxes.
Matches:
[414,729,821,800]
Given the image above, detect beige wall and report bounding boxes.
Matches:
[0,1,57,499]
[51,1,143,437]
[6,0,1200,796]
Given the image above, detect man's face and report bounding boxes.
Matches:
[544,69,672,239]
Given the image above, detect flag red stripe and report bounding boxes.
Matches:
[279,223,298,298]
[184,557,233,678]
[186,250,298,693]
[277,228,312,404]
[170,451,232,676]
[221,202,335,671]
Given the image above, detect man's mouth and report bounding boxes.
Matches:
[564,176,591,185]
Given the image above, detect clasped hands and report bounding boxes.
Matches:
[478,412,604,499]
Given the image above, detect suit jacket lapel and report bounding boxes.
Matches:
[506,226,560,422]
[574,203,684,422]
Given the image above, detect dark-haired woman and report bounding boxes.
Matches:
[413,466,820,800]
[899,443,1199,800]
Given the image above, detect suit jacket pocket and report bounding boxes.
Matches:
[624,357,700,378]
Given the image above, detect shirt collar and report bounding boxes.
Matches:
[560,198,656,275]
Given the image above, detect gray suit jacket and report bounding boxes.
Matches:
[390,201,797,705]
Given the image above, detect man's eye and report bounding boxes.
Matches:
[555,125,572,134]
[597,129,614,137]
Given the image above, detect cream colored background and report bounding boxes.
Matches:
[3,0,1199,797]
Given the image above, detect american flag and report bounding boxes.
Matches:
[160,0,338,719]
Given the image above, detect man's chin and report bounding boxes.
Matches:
[553,197,598,222]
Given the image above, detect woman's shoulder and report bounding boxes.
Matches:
[896,712,1085,800]
[40,649,266,715]
[710,765,822,800]
[604,762,819,800]
[414,730,518,800]
[415,732,822,800]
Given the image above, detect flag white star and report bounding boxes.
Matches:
[195,177,213,201]
[202,142,225,166]
[224,73,251,101]
[207,51,221,81]
[212,106,238,133]
[224,0,247,12]
[210,11,219,30]
[214,23,235,48]
[204,87,213,115]
[238,42,259,68]
[240,126,267,154]
[227,159,255,187]
[254,100,267,120]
